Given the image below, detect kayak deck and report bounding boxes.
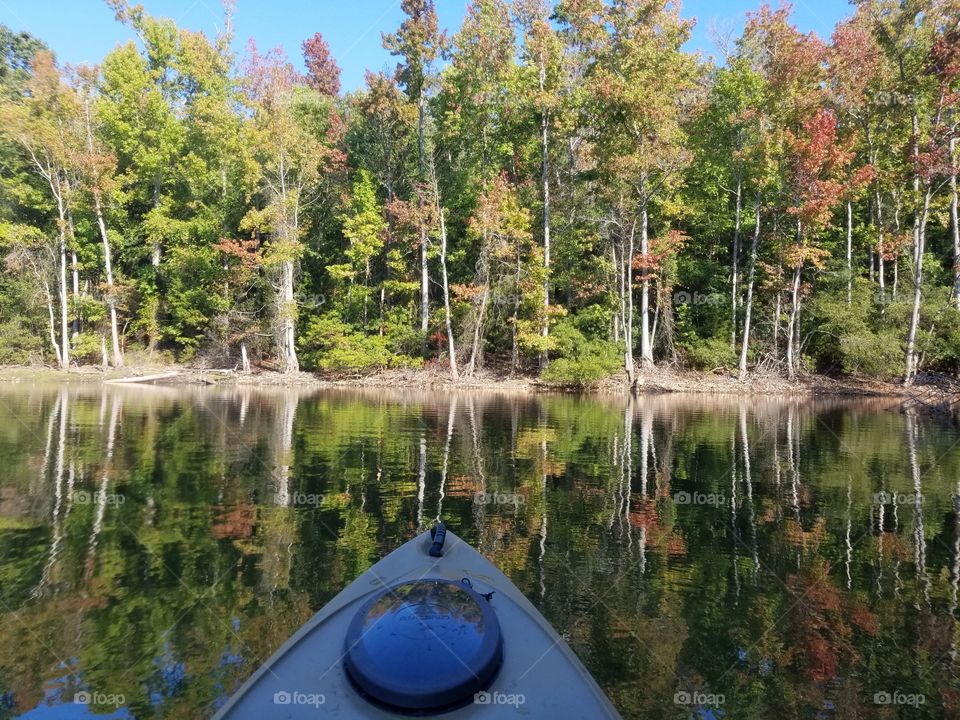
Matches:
[214,528,621,719]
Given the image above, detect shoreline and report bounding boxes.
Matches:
[0,364,910,398]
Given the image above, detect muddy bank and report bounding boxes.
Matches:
[0,364,908,398]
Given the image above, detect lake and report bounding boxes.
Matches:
[1,384,958,719]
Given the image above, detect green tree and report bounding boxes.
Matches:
[516,0,566,369]
[0,50,82,368]
[384,0,448,340]
[243,43,343,373]
[331,169,387,326]
[582,0,698,379]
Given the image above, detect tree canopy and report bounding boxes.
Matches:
[1,1,959,385]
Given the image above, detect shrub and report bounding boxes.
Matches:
[0,319,43,364]
[806,279,904,377]
[540,317,621,386]
[673,302,737,371]
[300,313,422,373]
[680,335,737,371]
[837,330,903,377]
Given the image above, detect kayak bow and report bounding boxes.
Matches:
[214,524,621,719]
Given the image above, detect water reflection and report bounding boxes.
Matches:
[0,386,958,718]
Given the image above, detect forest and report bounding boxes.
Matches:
[0,0,958,386]
[2,388,958,718]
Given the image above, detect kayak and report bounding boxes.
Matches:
[214,523,621,718]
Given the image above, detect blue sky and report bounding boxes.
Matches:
[0,0,853,91]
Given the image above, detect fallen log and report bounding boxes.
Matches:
[105,371,180,385]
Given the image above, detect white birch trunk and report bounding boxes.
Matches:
[738,197,761,380]
[731,170,742,349]
[639,205,653,369]
[951,135,960,310]
[57,197,70,369]
[846,200,853,305]
[540,92,551,370]
[432,171,458,379]
[279,259,299,373]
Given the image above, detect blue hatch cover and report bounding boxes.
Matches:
[343,578,503,712]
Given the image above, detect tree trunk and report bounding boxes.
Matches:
[773,289,781,360]
[622,219,635,385]
[91,191,122,367]
[846,199,852,305]
[731,169,742,349]
[433,173,458,379]
[467,240,489,377]
[639,204,653,369]
[794,292,801,372]
[540,104,551,371]
[468,287,488,376]
[786,266,801,380]
[893,256,899,300]
[64,174,80,340]
[70,248,80,337]
[147,180,161,355]
[905,103,927,385]
[57,198,70,370]
[279,259,299,373]
[611,240,621,344]
[151,180,162,268]
[905,186,931,384]
[951,135,960,310]
[420,225,429,336]
[650,283,659,350]
[893,191,903,302]
[738,197,761,381]
[43,279,62,368]
[511,236,520,375]
[876,190,885,303]
[418,94,429,339]
[785,219,801,380]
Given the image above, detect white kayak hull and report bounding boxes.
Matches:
[214,528,621,719]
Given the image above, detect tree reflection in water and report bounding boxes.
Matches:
[0,387,957,718]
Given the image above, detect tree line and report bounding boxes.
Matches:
[0,0,958,385]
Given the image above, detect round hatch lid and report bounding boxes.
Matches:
[344,578,503,712]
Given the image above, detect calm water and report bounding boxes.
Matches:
[1,385,959,719]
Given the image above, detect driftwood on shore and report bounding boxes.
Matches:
[105,371,180,385]
[903,372,960,422]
